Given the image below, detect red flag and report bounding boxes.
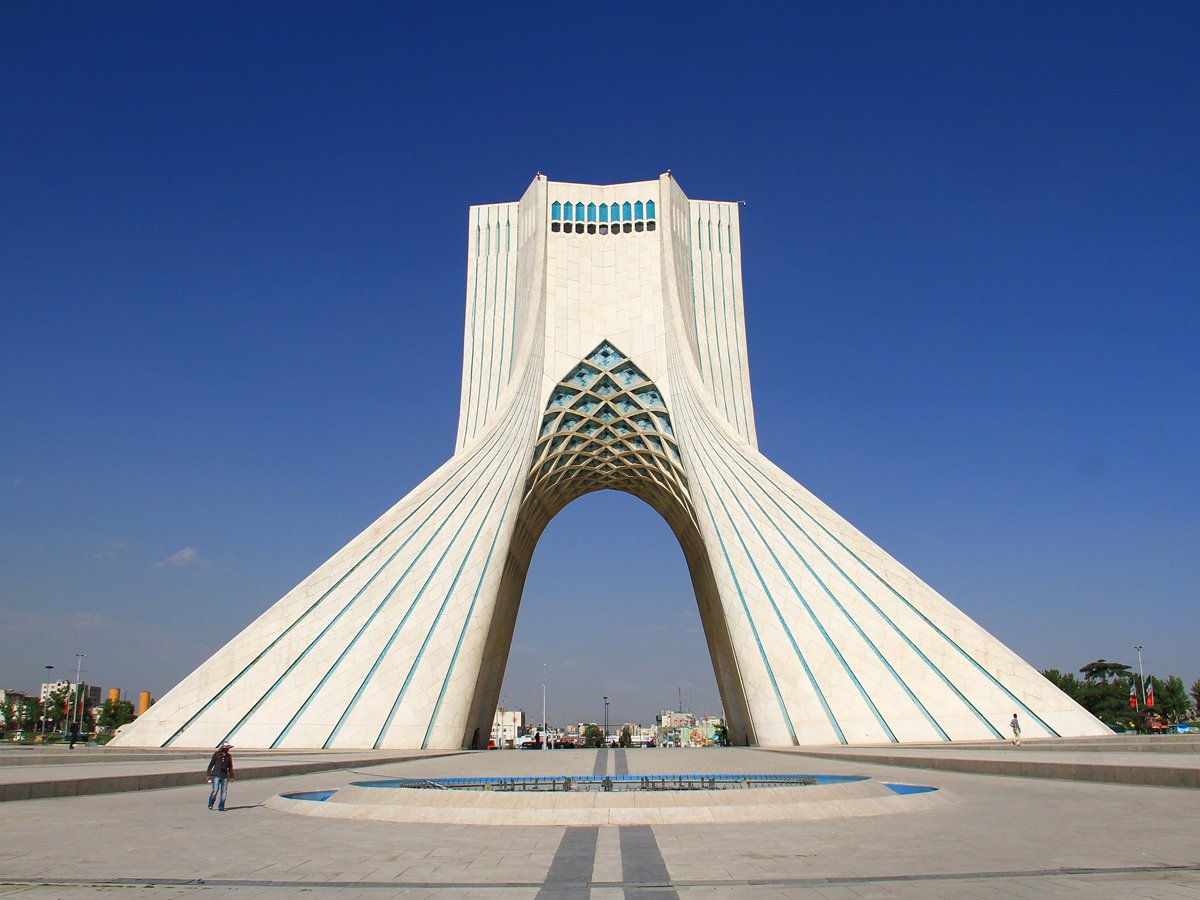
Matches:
[1129,681,1137,708]
[1145,679,1155,708]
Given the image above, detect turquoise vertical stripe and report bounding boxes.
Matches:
[709,436,1013,739]
[323,413,530,748]
[372,446,524,748]
[262,432,512,748]
[686,416,898,742]
[159,403,520,748]
[420,477,520,748]
[681,396,844,744]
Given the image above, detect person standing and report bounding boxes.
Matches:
[68,721,80,750]
[206,742,234,811]
[1009,713,1021,747]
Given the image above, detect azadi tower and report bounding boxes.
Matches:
[114,174,1108,749]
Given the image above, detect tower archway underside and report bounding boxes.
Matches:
[522,340,696,532]
[464,341,756,747]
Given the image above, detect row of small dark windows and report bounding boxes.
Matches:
[552,220,656,234]
[551,200,655,223]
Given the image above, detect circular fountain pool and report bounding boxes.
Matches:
[270,772,943,825]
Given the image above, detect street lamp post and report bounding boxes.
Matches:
[73,653,86,731]
[603,696,609,746]
[541,663,547,751]
[1133,645,1146,707]
[42,665,55,736]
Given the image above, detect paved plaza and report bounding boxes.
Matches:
[2,743,1199,898]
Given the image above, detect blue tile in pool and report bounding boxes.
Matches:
[282,789,336,801]
[882,783,937,795]
[348,774,869,791]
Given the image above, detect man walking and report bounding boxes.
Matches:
[1009,713,1021,747]
[206,741,234,811]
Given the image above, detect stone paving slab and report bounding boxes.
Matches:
[0,748,1198,898]
[0,749,460,802]
[775,743,1200,789]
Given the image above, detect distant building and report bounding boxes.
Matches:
[40,680,102,707]
[491,708,524,748]
[39,681,104,727]
[653,709,724,746]
[624,724,657,746]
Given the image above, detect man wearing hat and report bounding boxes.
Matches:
[206,741,234,811]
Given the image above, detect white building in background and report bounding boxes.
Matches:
[40,681,102,707]
[491,708,524,748]
[113,174,1110,751]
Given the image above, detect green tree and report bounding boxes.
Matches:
[582,724,605,748]
[97,699,136,730]
[1156,676,1189,722]
[45,685,69,733]
[713,723,731,746]
[618,725,632,748]
[1077,659,1134,722]
[22,697,43,731]
[1079,659,1133,683]
[1190,678,1200,711]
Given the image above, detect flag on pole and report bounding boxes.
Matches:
[1129,680,1137,708]
[1146,678,1155,708]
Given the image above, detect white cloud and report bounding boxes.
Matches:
[93,540,128,561]
[153,547,207,569]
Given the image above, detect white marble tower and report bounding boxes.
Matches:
[113,174,1109,749]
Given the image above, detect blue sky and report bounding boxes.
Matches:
[2,4,1197,727]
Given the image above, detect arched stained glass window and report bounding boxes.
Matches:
[564,202,574,221]
[551,201,561,221]
[634,201,644,220]
[646,200,655,219]
[622,201,632,221]
[587,202,596,222]
[575,202,585,222]
[611,202,621,222]
[599,204,608,222]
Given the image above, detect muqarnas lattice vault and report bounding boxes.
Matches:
[114,174,1108,749]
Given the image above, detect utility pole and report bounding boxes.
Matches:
[42,665,55,735]
[74,653,86,729]
[542,663,547,750]
[1134,645,1146,706]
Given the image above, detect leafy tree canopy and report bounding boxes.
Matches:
[97,699,135,730]
[1156,676,1189,722]
[1079,659,1133,684]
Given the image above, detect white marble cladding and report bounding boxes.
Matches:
[543,179,669,414]
[111,173,1111,751]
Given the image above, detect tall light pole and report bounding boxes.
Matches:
[1133,645,1146,707]
[42,665,55,735]
[603,696,609,746]
[73,653,86,730]
[541,663,547,751]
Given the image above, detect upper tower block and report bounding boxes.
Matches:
[456,174,757,451]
